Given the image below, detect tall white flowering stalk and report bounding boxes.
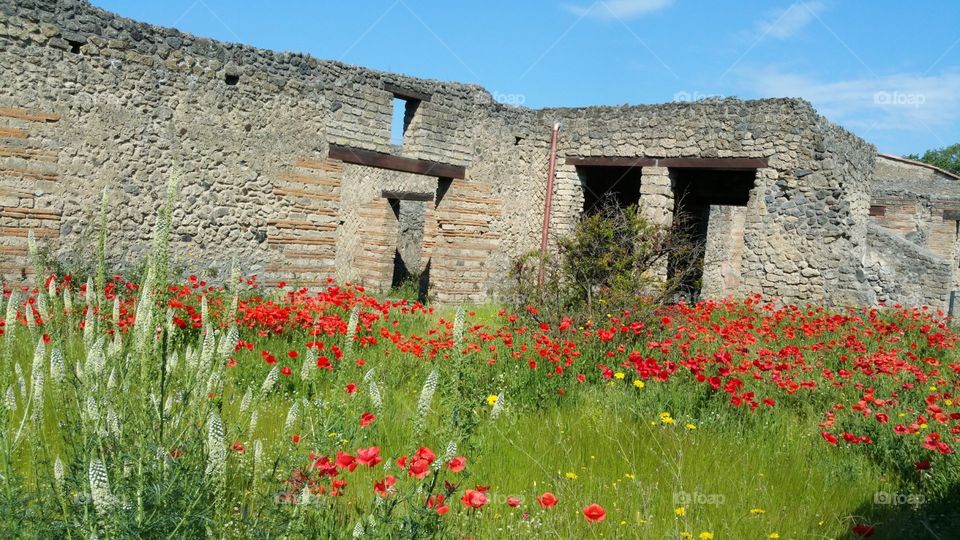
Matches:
[239,388,253,414]
[368,379,383,413]
[300,348,317,381]
[3,290,18,360]
[200,295,209,335]
[253,439,264,470]
[453,306,465,351]
[36,293,49,323]
[4,386,15,412]
[490,391,505,421]
[260,366,279,394]
[63,282,73,314]
[27,229,44,290]
[82,303,95,347]
[346,305,360,350]
[131,268,155,356]
[217,325,239,359]
[30,336,45,393]
[413,369,438,438]
[205,412,226,492]
[434,440,457,471]
[53,457,65,490]
[283,402,299,432]
[352,522,364,538]
[88,458,113,516]
[50,348,65,385]
[248,409,259,438]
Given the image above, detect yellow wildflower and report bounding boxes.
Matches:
[675,506,686,517]
[564,471,578,480]
[614,372,625,379]
[486,394,498,406]
[699,533,714,540]
[769,534,780,539]
[633,379,645,389]
[750,508,765,515]
[685,423,697,430]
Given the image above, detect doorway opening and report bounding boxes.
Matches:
[385,191,432,303]
[669,168,755,300]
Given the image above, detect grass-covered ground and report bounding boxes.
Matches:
[0,274,957,538]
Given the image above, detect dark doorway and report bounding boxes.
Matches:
[386,191,432,303]
[669,168,755,300]
[576,166,642,214]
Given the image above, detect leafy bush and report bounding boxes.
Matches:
[507,195,703,323]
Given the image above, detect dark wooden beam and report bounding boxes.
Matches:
[328,144,465,179]
[565,157,655,167]
[382,82,431,102]
[382,190,434,202]
[659,157,768,169]
[944,209,960,221]
[565,156,768,170]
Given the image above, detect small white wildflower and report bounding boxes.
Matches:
[352,521,364,539]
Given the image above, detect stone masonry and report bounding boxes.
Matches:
[0,0,957,310]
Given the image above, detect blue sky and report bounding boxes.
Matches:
[92,0,959,155]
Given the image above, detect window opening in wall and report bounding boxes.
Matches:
[575,165,642,214]
[225,73,240,86]
[869,205,886,217]
[436,177,453,208]
[67,39,82,54]
[391,95,420,146]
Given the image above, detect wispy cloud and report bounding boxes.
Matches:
[736,68,960,140]
[564,0,674,20]
[754,1,824,40]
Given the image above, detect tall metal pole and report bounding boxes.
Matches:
[538,122,560,288]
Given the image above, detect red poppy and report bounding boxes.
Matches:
[461,489,488,509]
[291,434,300,444]
[537,492,558,509]
[345,383,357,394]
[231,441,245,453]
[374,475,397,497]
[357,446,382,467]
[427,494,450,515]
[583,503,606,522]
[448,456,467,472]
[507,496,522,507]
[280,366,292,377]
[915,459,931,471]
[335,451,357,472]
[821,431,839,445]
[852,523,876,537]
[359,412,376,427]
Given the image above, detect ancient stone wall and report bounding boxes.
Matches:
[0,0,950,309]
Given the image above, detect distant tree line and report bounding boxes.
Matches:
[905,143,960,175]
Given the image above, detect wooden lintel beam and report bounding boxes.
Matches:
[328,144,465,179]
[565,156,769,170]
[381,190,434,202]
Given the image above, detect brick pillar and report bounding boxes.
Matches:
[639,166,674,280]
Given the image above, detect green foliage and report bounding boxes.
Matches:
[905,143,960,175]
[508,195,702,323]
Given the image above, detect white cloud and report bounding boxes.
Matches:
[755,1,824,40]
[736,68,960,137]
[565,0,674,20]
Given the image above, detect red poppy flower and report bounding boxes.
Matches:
[915,459,931,471]
[461,489,488,509]
[583,503,606,522]
[231,441,245,453]
[335,451,357,472]
[291,434,300,444]
[374,475,396,497]
[821,431,839,445]
[357,446,382,467]
[345,383,357,394]
[448,456,467,472]
[427,494,450,515]
[537,492,558,509]
[852,523,876,537]
[280,366,292,377]
[359,412,376,427]
[507,496,522,507]
[287,350,298,359]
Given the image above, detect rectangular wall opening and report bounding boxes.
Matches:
[669,168,756,301]
[390,96,420,146]
[387,196,430,303]
[575,165,642,214]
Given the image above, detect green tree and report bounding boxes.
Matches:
[905,143,960,175]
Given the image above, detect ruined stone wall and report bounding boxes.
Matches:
[864,223,953,308]
[868,155,960,296]
[1,0,947,309]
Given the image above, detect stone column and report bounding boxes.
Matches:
[639,166,674,226]
[639,166,674,280]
